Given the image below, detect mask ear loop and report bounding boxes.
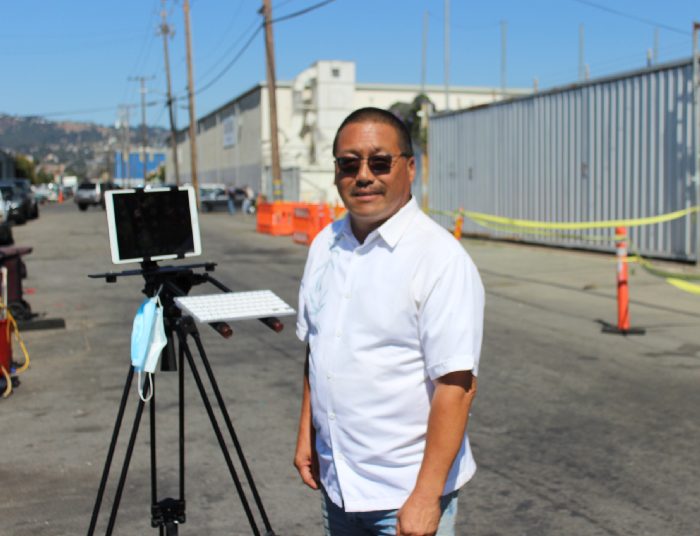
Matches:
[138,371,154,402]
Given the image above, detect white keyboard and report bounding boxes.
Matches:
[174,290,296,323]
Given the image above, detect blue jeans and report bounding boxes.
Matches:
[321,488,459,536]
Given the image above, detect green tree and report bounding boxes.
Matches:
[13,154,36,182]
[389,94,434,154]
[36,169,54,184]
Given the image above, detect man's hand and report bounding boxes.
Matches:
[293,433,319,490]
[294,345,319,490]
[396,492,441,536]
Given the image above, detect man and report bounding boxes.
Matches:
[295,107,484,536]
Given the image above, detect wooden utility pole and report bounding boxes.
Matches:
[128,75,155,183]
[444,0,450,110]
[183,0,200,208]
[119,105,133,187]
[159,0,181,185]
[262,0,283,201]
[693,22,700,265]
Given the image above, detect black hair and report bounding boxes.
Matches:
[332,107,414,157]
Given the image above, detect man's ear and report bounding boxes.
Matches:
[407,156,416,184]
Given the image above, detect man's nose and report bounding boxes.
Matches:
[356,159,374,180]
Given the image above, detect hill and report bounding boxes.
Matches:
[0,114,168,178]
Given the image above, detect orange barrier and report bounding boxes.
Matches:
[333,203,347,220]
[293,204,333,246]
[256,202,300,236]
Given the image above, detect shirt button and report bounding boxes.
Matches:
[335,331,341,338]
[329,412,336,420]
[344,293,351,299]
[326,373,332,380]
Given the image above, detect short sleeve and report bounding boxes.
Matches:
[419,253,484,380]
[296,276,309,342]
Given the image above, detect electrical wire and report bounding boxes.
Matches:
[270,0,336,24]
[191,0,338,97]
[32,100,164,119]
[569,0,690,36]
[194,25,263,96]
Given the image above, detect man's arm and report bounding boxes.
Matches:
[293,345,319,490]
[397,370,477,536]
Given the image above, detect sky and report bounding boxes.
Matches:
[1,0,698,128]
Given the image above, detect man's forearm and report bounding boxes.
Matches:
[413,371,476,499]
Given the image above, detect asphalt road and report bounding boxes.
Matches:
[1,201,698,535]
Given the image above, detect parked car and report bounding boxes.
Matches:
[13,178,39,219]
[200,184,229,212]
[34,183,58,204]
[0,193,13,245]
[74,181,117,211]
[0,182,31,224]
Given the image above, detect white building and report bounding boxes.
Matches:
[168,60,529,204]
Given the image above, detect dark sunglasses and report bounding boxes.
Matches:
[335,153,410,175]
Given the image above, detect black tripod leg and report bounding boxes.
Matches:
[87,366,135,536]
[191,331,275,535]
[149,376,159,531]
[104,390,148,536]
[178,340,186,504]
[176,327,262,536]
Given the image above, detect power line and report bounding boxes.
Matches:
[194,25,263,96]
[270,0,336,24]
[196,17,261,82]
[192,0,337,97]
[569,0,690,36]
[30,101,163,120]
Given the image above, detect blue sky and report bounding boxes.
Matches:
[1,0,697,127]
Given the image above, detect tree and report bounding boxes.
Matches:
[389,94,434,154]
[13,154,36,182]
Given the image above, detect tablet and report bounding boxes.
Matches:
[105,186,202,265]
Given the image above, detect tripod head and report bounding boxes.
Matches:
[89,260,285,370]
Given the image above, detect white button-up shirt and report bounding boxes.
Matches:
[296,198,484,512]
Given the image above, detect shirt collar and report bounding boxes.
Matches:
[335,197,420,250]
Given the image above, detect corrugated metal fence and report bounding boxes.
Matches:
[430,59,699,261]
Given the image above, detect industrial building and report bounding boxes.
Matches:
[429,58,699,262]
[167,60,528,203]
[114,149,166,187]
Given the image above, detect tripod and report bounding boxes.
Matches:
[87,261,279,535]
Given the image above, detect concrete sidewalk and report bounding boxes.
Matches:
[1,204,698,536]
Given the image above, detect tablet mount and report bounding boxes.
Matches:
[86,260,279,536]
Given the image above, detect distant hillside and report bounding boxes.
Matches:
[0,114,168,177]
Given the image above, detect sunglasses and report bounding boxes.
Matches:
[335,153,410,175]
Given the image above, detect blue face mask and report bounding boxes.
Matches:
[131,296,168,401]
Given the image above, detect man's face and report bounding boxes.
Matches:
[334,121,415,238]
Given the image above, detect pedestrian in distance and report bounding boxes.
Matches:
[294,107,485,536]
[227,185,236,215]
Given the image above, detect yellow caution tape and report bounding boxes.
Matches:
[429,206,700,296]
[462,205,699,230]
[666,278,700,295]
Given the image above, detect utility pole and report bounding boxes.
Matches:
[128,75,155,184]
[118,105,132,187]
[159,0,181,186]
[693,22,700,265]
[444,0,450,110]
[578,24,585,81]
[183,0,200,208]
[262,0,283,201]
[500,20,507,96]
[653,27,660,64]
[421,11,429,95]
